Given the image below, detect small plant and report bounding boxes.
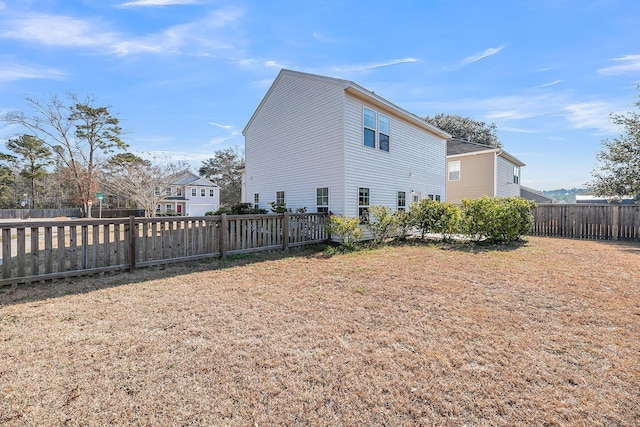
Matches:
[394,210,414,240]
[270,201,288,214]
[366,205,398,244]
[326,215,363,248]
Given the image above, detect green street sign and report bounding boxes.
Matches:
[95,192,105,200]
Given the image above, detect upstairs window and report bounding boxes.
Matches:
[254,193,260,210]
[200,188,206,197]
[363,108,376,148]
[513,166,520,184]
[209,189,215,197]
[166,188,172,196]
[363,107,390,151]
[176,188,183,196]
[448,161,460,181]
[276,191,285,205]
[317,187,329,213]
[191,188,197,197]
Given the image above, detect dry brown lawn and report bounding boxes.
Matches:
[1,236,639,426]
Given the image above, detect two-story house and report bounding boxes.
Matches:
[242,69,451,219]
[160,171,220,216]
[446,139,525,204]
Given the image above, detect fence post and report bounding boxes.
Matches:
[612,206,619,240]
[220,214,228,260]
[283,212,289,252]
[326,213,332,244]
[129,216,136,272]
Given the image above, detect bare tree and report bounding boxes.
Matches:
[101,153,186,217]
[2,94,127,213]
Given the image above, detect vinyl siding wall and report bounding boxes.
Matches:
[446,153,495,204]
[496,156,521,197]
[244,73,346,213]
[343,93,447,217]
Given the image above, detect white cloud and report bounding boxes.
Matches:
[265,60,287,69]
[459,45,505,67]
[562,102,621,133]
[535,80,563,88]
[0,62,64,81]
[0,14,118,48]
[119,0,200,7]
[208,122,233,129]
[0,7,243,56]
[326,58,418,74]
[597,54,640,75]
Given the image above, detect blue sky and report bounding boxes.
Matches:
[1,0,639,191]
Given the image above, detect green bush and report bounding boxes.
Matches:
[394,210,413,240]
[461,196,535,243]
[327,215,363,247]
[270,201,288,213]
[366,205,398,244]
[206,202,267,216]
[410,199,461,239]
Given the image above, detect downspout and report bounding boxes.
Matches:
[494,151,502,197]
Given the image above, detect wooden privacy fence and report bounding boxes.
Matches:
[0,212,329,287]
[531,203,640,241]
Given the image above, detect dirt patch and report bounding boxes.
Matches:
[1,237,638,426]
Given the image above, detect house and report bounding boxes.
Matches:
[521,186,555,204]
[160,171,220,216]
[242,69,451,219]
[446,139,525,204]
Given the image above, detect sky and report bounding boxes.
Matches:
[1,0,639,191]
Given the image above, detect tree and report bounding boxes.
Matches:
[199,147,243,206]
[425,113,502,148]
[101,153,186,217]
[2,93,127,212]
[6,135,53,208]
[0,153,17,208]
[590,85,640,200]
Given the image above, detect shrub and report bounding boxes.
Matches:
[270,201,288,213]
[206,202,267,216]
[394,210,414,240]
[461,196,535,243]
[327,215,363,247]
[366,205,398,244]
[410,199,461,239]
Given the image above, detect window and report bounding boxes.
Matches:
[513,166,520,184]
[191,188,197,197]
[363,107,390,151]
[448,161,460,181]
[154,187,160,196]
[363,108,376,148]
[254,193,260,210]
[397,191,406,211]
[276,191,285,205]
[413,193,420,203]
[378,115,390,152]
[200,188,206,197]
[176,188,182,196]
[428,194,434,200]
[358,187,370,224]
[156,204,161,212]
[317,187,329,213]
[166,204,172,212]
[435,195,441,202]
[209,189,215,197]
[166,188,172,196]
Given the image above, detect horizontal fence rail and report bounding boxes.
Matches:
[0,213,329,287]
[531,203,640,241]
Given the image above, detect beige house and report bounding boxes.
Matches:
[446,139,525,204]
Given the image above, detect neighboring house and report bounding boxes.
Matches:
[576,195,638,204]
[521,186,555,204]
[160,171,220,216]
[446,139,525,204]
[242,69,451,219]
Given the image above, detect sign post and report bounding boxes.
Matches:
[87,199,93,218]
[95,193,105,218]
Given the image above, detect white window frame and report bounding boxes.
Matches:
[316,187,329,213]
[363,107,390,152]
[448,161,461,181]
[209,189,215,197]
[513,166,520,184]
[191,188,197,197]
[200,188,206,197]
[358,187,370,224]
[276,191,285,205]
[397,191,406,211]
[254,193,260,209]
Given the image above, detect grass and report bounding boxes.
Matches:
[0,236,639,426]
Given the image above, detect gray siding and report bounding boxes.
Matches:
[244,72,346,213]
[343,94,446,217]
[496,156,521,197]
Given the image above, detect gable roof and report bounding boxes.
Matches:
[170,171,220,188]
[447,139,525,167]
[243,69,451,139]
